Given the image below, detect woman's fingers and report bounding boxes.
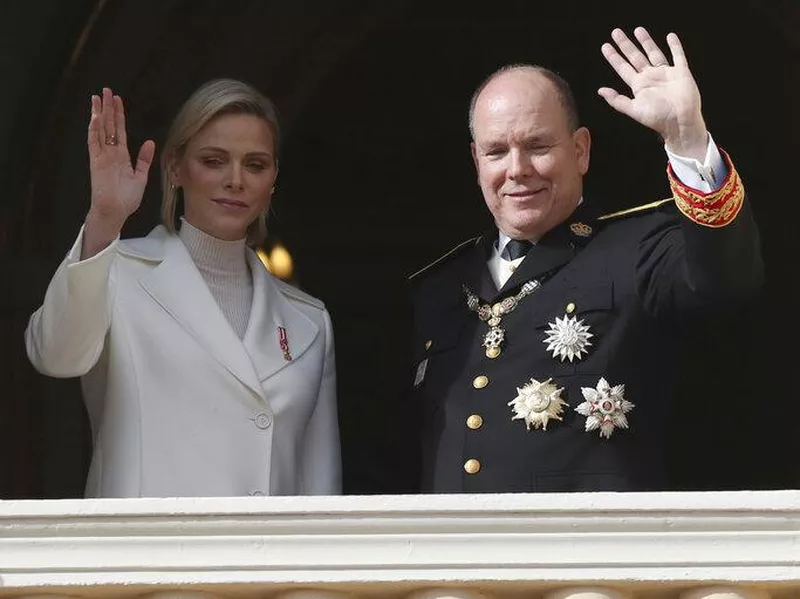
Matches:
[87,95,103,155]
[135,140,157,178]
[101,87,118,146]
[114,95,128,148]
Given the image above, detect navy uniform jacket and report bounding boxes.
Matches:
[408,186,764,493]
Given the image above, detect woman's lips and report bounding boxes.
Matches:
[213,198,248,209]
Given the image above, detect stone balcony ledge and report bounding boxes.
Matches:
[1,490,798,598]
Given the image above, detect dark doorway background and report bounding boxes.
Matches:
[1,0,797,498]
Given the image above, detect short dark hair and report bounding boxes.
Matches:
[468,64,580,138]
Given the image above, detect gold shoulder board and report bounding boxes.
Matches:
[408,236,480,281]
[598,197,674,221]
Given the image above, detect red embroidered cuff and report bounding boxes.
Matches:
[667,149,744,228]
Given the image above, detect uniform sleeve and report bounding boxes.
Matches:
[636,150,764,318]
[24,226,118,377]
[301,307,342,494]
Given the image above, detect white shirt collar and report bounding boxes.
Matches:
[495,196,584,255]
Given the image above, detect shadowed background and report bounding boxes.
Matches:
[1,0,796,497]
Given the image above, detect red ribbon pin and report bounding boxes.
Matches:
[278,326,292,361]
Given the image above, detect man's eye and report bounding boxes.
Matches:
[526,143,552,153]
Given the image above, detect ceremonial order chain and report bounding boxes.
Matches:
[463,279,541,358]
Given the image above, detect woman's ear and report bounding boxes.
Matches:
[166,152,181,187]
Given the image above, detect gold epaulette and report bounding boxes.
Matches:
[408,236,480,281]
[597,197,674,221]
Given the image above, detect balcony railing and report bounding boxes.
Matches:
[1,490,798,598]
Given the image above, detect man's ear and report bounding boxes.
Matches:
[573,127,591,175]
[470,142,480,181]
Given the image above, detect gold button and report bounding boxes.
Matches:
[566,302,576,314]
[472,375,489,389]
[509,264,517,272]
[425,340,432,350]
[485,346,501,359]
[466,414,483,429]
[464,458,481,474]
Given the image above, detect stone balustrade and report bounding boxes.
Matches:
[1,491,797,598]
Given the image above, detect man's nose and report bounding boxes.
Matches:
[508,149,533,179]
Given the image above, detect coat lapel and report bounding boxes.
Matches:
[242,251,319,382]
[498,228,574,295]
[461,233,499,301]
[136,233,266,402]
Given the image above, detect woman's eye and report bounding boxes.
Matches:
[202,157,223,166]
[247,162,267,172]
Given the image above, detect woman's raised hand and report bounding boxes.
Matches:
[83,88,156,258]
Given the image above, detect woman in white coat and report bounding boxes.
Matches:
[25,80,341,498]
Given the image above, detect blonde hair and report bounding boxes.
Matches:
[160,78,281,246]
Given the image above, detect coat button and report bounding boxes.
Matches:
[466,414,483,430]
[472,375,489,389]
[254,412,272,429]
[464,458,481,474]
[566,302,576,314]
[425,340,433,350]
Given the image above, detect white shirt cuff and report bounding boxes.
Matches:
[665,132,728,193]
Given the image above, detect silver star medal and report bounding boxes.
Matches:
[508,377,567,431]
[575,377,635,439]
[543,315,593,362]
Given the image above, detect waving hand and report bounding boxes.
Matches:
[598,27,708,161]
[83,88,156,258]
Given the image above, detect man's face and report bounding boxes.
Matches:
[471,70,591,240]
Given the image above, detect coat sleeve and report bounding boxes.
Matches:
[25,226,117,377]
[636,152,765,318]
[301,307,342,494]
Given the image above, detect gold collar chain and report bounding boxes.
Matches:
[463,279,541,358]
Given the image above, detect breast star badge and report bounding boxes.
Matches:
[543,315,593,362]
[508,377,567,431]
[575,377,634,439]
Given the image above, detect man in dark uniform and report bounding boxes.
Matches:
[408,27,763,493]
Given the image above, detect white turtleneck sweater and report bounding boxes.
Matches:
[178,218,253,339]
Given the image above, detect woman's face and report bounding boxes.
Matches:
[172,112,277,241]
